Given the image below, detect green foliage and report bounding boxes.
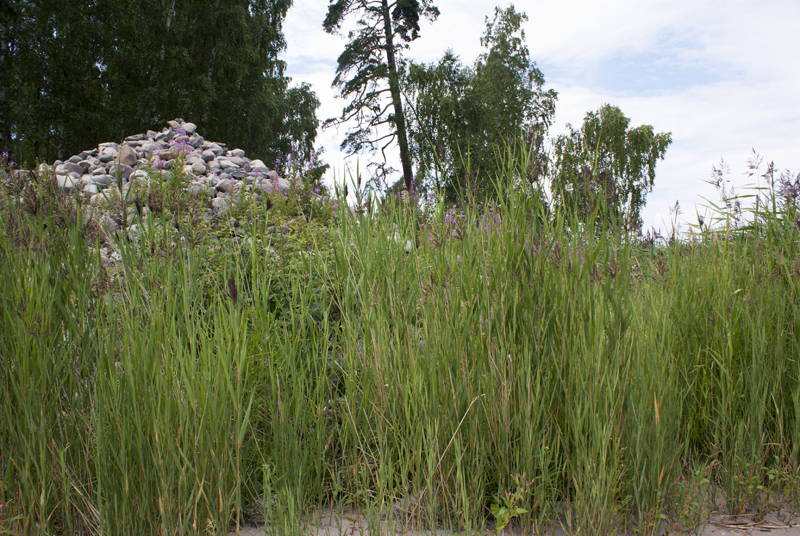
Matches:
[490,474,532,533]
[2,149,800,534]
[550,103,672,233]
[323,0,439,189]
[402,5,557,200]
[0,0,320,166]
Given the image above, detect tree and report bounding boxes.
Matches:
[402,5,556,200]
[323,0,439,191]
[1,0,319,167]
[550,104,672,233]
[0,0,18,155]
[1,0,111,164]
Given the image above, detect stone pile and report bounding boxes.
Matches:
[43,118,292,215]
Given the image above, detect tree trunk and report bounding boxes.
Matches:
[201,45,217,128]
[160,0,176,61]
[200,0,222,130]
[380,0,414,191]
[0,16,8,154]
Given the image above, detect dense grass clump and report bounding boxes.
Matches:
[1,156,799,535]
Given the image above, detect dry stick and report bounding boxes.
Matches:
[418,394,485,506]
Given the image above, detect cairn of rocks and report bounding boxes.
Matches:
[41,118,292,216]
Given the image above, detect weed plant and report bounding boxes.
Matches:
[1,149,799,535]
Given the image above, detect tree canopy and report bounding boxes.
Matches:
[323,0,439,190]
[401,5,556,200]
[550,104,672,233]
[0,0,319,166]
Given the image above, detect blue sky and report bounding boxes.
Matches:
[282,0,800,233]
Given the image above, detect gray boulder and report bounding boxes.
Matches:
[117,145,137,167]
[58,174,80,192]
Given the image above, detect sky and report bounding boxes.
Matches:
[281,0,800,233]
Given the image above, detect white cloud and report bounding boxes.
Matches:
[282,0,800,231]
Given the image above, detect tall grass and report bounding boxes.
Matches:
[1,155,799,535]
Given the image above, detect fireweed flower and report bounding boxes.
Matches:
[170,138,192,154]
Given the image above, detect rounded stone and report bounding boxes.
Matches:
[117,145,137,167]
[142,142,159,155]
[250,159,268,172]
[216,178,234,193]
[59,174,79,191]
[117,164,134,181]
[255,180,274,194]
[187,182,208,196]
[212,197,229,215]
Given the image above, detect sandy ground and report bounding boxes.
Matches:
[229,509,800,536]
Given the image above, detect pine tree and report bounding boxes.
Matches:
[323,0,438,191]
